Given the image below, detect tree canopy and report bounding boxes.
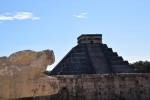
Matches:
[130,61,150,73]
[43,70,51,75]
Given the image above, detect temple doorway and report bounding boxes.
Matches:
[61,87,69,100]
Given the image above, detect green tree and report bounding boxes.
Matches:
[130,61,150,73]
[43,70,51,75]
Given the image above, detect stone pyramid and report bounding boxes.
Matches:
[50,34,137,75]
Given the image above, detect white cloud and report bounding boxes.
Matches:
[73,13,87,19]
[0,12,40,21]
[0,16,13,20]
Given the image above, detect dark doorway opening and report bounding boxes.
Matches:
[61,87,69,100]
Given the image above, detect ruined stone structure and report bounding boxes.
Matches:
[0,50,58,99]
[31,74,150,100]
[55,74,150,100]
[50,34,136,75]
[16,34,150,100]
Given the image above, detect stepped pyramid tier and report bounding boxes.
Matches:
[50,34,137,75]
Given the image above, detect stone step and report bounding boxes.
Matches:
[103,48,113,53]
[102,44,108,48]
[64,62,90,66]
[108,56,123,61]
[63,66,91,70]
[105,52,118,57]
[62,70,93,75]
[111,65,135,73]
[110,60,129,65]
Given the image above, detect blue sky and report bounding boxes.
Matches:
[0,0,150,70]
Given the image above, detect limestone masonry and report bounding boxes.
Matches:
[30,73,150,100]
[43,34,149,100]
[55,74,150,100]
[50,34,137,75]
[8,34,150,100]
[0,50,58,99]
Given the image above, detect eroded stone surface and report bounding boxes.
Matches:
[0,50,58,99]
[49,74,150,100]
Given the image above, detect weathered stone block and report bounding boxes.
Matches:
[0,50,59,99]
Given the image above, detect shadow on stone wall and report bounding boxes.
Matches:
[15,94,59,100]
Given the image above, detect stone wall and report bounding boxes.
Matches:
[28,73,150,100]
[77,34,102,44]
